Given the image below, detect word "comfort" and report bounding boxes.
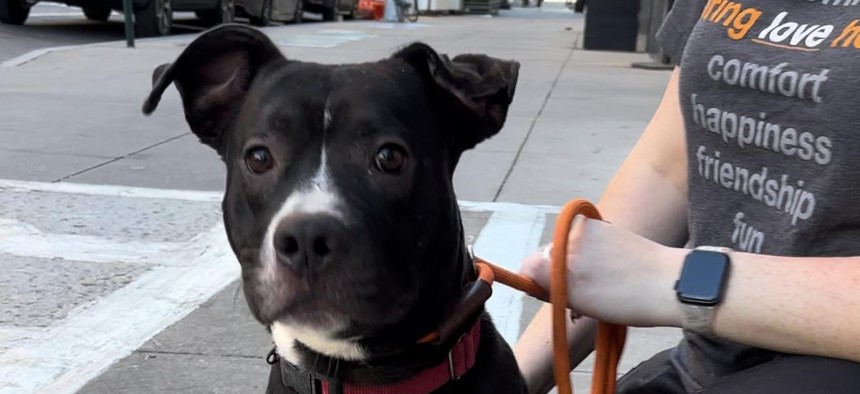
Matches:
[707,55,829,102]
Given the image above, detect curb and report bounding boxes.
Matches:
[1,42,107,68]
[0,22,406,69]
[0,33,192,69]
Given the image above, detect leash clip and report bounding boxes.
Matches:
[429,272,492,346]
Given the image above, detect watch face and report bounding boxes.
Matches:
[675,250,730,306]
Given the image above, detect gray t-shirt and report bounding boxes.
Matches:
[656,0,860,390]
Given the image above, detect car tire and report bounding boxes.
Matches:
[199,0,234,25]
[83,6,112,21]
[0,0,30,25]
[135,0,171,36]
[342,0,356,20]
[249,0,271,25]
[321,3,335,21]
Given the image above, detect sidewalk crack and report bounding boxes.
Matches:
[136,349,264,360]
[492,36,578,202]
[52,133,190,183]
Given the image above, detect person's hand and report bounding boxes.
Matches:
[519,215,685,328]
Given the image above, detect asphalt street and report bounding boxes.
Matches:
[0,1,339,63]
[0,3,199,62]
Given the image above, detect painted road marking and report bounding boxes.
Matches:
[0,219,189,265]
[0,223,238,394]
[0,179,223,202]
[0,179,558,393]
[157,25,419,49]
[278,30,380,48]
[473,207,547,344]
[367,22,433,30]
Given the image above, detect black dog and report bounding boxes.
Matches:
[142,24,526,394]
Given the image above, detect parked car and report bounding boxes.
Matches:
[236,0,302,25]
[0,0,234,37]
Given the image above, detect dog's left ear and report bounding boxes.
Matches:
[393,43,520,151]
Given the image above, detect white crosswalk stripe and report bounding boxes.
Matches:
[278,30,380,48]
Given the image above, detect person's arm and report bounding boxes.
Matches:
[664,248,860,363]
[513,67,690,394]
[519,198,860,371]
[519,212,860,368]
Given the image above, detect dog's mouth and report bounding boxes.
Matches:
[245,257,417,333]
[270,298,337,327]
[262,283,424,362]
[271,307,354,339]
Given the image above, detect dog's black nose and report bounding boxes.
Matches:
[273,213,345,273]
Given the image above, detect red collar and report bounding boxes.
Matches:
[274,317,482,394]
[322,318,481,394]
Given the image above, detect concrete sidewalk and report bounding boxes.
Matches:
[0,4,679,393]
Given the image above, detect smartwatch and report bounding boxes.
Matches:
[674,246,732,336]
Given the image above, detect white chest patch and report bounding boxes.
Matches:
[271,321,368,364]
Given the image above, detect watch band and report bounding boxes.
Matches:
[680,303,717,337]
[679,246,733,336]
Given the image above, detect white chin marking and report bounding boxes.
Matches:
[259,144,342,280]
[271,321,367,364]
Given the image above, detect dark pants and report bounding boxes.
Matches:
[616,349,860,394]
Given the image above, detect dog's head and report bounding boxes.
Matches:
[143,24,518,362]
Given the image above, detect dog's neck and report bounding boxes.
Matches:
[276,235,481,389]
[289,313,482,387]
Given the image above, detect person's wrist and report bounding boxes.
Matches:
[654,245,686,327]
[674,246,733,335]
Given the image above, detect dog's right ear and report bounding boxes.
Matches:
[142,24,285,153]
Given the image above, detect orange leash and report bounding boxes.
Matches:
[475,199,627,394]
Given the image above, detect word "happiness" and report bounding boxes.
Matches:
[691,94,833,165]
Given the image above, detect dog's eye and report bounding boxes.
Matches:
[374,144,407,174]
[245,147,274,174]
